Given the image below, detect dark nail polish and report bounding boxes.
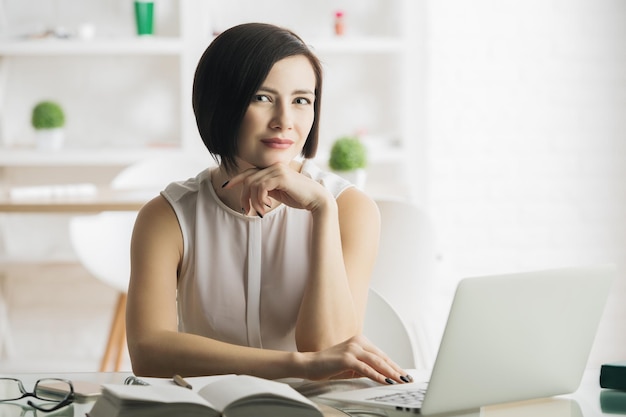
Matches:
[221,180,229,188]
[265,203,272,208]
[406,374,414,382]
[385,378,395,385]
[257,211,263,218]
[400,375,409,383]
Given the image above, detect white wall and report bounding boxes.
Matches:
[425,0,626,366]
[1,0,625,371]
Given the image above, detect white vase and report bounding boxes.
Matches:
[334,168,367,190]
[35,128,65,151]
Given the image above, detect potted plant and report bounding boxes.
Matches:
[328,135,368,189]
[31,100,66,150]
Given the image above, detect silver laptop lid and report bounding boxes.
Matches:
[421,265,614,415]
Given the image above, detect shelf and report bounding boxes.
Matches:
[309,37,406,54]
[0,148,194,166]
[0,37,185,56]
[0,36,403,57]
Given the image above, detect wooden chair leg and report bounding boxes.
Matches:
[100,292,127,372]
[114,293,128,371]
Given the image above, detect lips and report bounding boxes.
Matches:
[261,138,294,149]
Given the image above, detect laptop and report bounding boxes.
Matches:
[320,265,614,415]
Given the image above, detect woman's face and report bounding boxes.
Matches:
[236,55,316,170]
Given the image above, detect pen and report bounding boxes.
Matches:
[173,374,193,390]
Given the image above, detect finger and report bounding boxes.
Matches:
[222,167,259,189]
[356,350,407,384]
[251,179,271,216]
[342,352,396,385]
[351,337,411,384]
[240,169,274,214]
[354,335,408,373]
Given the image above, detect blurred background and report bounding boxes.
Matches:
[0,0,624,372]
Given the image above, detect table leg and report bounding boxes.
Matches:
[0,270,15,360]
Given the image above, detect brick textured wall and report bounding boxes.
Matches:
[425,0,626,366]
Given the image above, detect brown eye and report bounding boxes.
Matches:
[253,94,271,103]
[294,97,312,105]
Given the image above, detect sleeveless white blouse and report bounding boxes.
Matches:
[161,160,353,351]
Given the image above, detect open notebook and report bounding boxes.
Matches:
[321,265,614,415]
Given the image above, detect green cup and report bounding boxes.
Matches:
[134,1,154,36]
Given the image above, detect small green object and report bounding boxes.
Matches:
[329,136,367,171]
[31,101,65,130]
[600,361,626,391]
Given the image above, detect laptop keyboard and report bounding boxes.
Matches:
[367,387,427,407]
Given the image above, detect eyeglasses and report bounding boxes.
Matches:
[0,378,74,412]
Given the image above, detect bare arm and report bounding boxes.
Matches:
[126,196,302,378]
[225,163,380,351]
[295,187,380,351]
[127,191,403,382]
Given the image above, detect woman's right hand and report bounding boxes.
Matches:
[299,335,412,385]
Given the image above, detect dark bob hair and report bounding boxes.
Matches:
[192,23,323,173]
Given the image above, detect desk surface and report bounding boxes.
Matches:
[0,369,623,417]
[0,188,155,213]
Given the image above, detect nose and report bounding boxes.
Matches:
[270,101,293,130]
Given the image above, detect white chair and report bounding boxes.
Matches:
[363,288,416,369]
[69,154,211,371]
[369,198,439,370]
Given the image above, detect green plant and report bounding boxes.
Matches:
[329,136,367,171]
[31,101,65,130]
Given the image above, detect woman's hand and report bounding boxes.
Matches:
[223,163,332,215]
[299,335,412,385]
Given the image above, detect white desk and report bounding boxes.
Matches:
[0,187,152,213]
[0,369,623,417]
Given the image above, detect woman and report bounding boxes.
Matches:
[126,22,411,385]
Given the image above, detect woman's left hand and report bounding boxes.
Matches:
[223,163,333,215]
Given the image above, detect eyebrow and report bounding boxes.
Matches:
[258,86,315,96]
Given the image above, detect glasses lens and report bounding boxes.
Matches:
[34,379,72,402]
[0,379,23,401]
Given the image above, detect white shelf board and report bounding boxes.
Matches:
[0,37,403,57]
[0,37,185,56]
[0,147,192,166]
[309,37,406,54]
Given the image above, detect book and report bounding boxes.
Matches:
[87,374,323,417]
[600,361,626,391]
[36,380,103,401]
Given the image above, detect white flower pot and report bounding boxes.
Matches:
[35,128,65,151]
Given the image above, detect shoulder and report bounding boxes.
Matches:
[132,195,183,258]
[136,195,179,232]
[337,186,380,225]
[161,168,211,205]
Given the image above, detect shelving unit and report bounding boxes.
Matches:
[0,38,185,56]
[0,0,422,197]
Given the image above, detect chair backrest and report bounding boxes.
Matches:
[69,212,136,292]
[370,198,439,369]
[69,154,213,292]
[111,154,212,190]
[363,288,416,369]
